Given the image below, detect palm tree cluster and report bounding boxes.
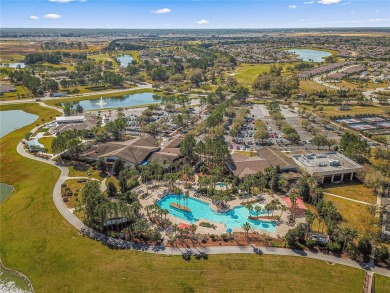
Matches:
[80,181,162,243]
[145,204,171,228]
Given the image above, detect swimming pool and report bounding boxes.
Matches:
[157,194,276,232]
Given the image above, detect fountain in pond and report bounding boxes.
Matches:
[96,97,107,107]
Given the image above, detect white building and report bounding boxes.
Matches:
[292,152,363,184]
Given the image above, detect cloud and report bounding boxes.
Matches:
[151,8,171,14]
[43,13,62,19]
[340,1,350,5]
[288,5,297,9]
[303,1,314,4]
[369,18,389,22]
[318,0,342,4]
[29,15,39,20]
[196,19,209,25]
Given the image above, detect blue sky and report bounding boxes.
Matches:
[1,0,389,28]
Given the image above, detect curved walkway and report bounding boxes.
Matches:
[15,142,390,277]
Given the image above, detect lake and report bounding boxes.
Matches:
[72,92,161,111]
[0,110,38,138]
[0,183,14,203]
[117,54,134,68]
[0,62,26,68]
[287,49,332,62]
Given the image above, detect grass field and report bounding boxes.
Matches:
[323,194,379,237]
[376,274,390,292]
[38,137,54,153]
[234,63,294,85]
[63,179,87,209]
[300,80,334,92]
[306,105,385,117]
[0,103,388,292]
[323,183,377,204]
[1,85,31,100]
[68,164,105,180]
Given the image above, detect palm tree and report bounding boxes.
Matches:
[280,205,288,218]
[184,190,189,208]
[255,205,262,217]
[246,204,254,215]
[190,224,197,238]
[172,223,179,236]
[243,222,251,238]
[305,210,317,237]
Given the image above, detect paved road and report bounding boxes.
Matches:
[0,83,152,106]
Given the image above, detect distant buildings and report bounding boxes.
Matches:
[0,84,16,94]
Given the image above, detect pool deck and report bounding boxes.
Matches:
[136,181,305,240]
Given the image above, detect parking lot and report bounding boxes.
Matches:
[223,104,343,152]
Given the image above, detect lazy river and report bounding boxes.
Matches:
[158,194,277,232]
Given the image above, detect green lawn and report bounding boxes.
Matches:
[323,194,380,237]
[68,164,105,181]
[324,183,377,204]
[0,103,387,292]
[305,105,385,117]
[105,176,120,190]
[1,85,30,100]
[63,179,87,209]
[38,137,54,153]
[376,274,390,293]
[300,80,334,92]
[234,64,272,84]
[234,63,294,85]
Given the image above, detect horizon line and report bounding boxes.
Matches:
[1,26,390,30]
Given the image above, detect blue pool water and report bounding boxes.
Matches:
[158,194,276,232]
[216,182,226,187]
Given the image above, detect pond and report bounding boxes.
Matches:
[286,49,332,62]
[0,110,38,138]
[71,92,161,111]
[117,54,134,68]
[158,194,277,232]
[0,183,14,203]
[0,62,26,68]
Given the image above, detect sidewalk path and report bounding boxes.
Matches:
[15,142,390,278]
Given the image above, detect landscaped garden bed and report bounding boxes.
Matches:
[248,215,277,221]
[170,202,191,212]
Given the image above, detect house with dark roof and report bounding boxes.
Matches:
[82,136,183,168]
[83,136,160,167]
